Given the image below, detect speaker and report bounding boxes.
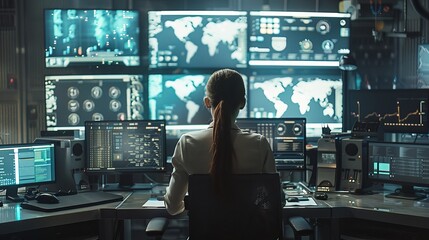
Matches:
[34,138,88,192]
[340,138,369,192]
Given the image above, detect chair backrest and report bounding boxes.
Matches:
[187,173,283,240]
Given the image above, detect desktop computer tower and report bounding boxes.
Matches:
[34,138,87,193]
[340,138,369,192]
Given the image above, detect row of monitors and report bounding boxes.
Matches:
[45,9,351,68]
[3,130,429,201]
[0,118,306,195]
[45,73,343,138]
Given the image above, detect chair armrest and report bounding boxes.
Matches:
[288,216,313,236]
[146,217,168,237]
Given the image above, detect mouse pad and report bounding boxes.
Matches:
[20,191,123,212]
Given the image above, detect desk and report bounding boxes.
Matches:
[323,191,429,240]
[1,189,429,240]
[0,191,129,239]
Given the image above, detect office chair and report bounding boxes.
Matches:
[146,173,313,240]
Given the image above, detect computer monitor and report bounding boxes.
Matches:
[248,73,342,138]
[45,75,145,134]
[236,118,306,170]
[148,10,247,68]
[44,9,140,67]
[367,141,429,200]
[0,143,56,202]
[248,11,350,67]
[347,89,429,133]
[85,120,166,190]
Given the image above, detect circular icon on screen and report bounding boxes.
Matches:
[109,87,121,99]
[293,123,303,136]
[132,102,144,113]
[68,113,80,125]
[83,100,95,112]
[91,86,103,99]
[92,113,104,121]
[68,100,80,112]
[276,123,286,135]
[316,20,330,34]
[67,87,79,99]
[300,39,313,51]
[117,112,126,121]
[322,40,334,51]
[110,100,121,112]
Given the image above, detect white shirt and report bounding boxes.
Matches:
[164,122,276,215]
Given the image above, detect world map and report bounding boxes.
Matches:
[149,13,247,68]
[249,76,343,124]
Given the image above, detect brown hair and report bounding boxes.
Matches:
[206,69,245,194]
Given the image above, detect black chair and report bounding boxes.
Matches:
[146,173,313,240]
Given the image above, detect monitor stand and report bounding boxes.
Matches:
[385,185,426,200]
[6,187,25,202]
[102,173,156,191]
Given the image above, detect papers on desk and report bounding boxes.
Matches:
[142,199,165,208]
[285,197,318,206]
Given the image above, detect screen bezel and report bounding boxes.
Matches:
[0,143,56,188]
[84,119,167,173]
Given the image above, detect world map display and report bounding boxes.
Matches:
[149,74,247,125]
[249,75,343,125]
[148,11,247,68]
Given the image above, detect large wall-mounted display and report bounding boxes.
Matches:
[248,73,342,137]
[45,75,144,131]
[44,9,140,67]
[148,11,248,69]
[248,11,350,67]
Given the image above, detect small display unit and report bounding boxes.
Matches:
[44,9,140,67]
[148,10,247,68]
[85,120,166,190]
[45,75,145,133]
[347,89,429,133]
[0,143,56,202]
[248,11,350,67]
[367,141,429,200]
[236,118,306,170]
[248,73,342,137]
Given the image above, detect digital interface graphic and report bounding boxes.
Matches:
[236,118,306,170]
[45,9,140,67]
[248,11,350,67]
[348,90,429,133]
[248,74,342,136]
[85,120,166,172]
[45,75,144,131]
[148,11,247,68]
[418,44,429,73]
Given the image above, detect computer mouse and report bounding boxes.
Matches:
[314,192,328,200]
[287,197,300,202]
[36,193,60,204]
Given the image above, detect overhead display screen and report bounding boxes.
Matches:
[148,11,247,68]
[248,11,350,67]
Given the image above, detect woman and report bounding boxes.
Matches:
[164,69,276,215]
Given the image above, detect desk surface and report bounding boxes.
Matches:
[1,187,429,237]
